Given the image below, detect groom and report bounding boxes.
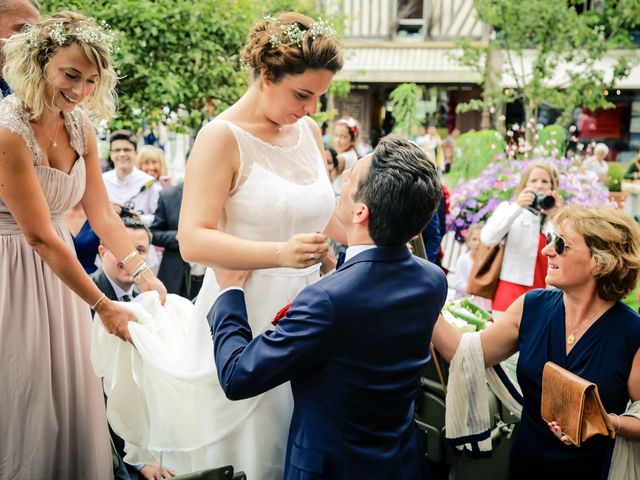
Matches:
[208,136,447,479]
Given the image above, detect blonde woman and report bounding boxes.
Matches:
[481,162,563,313]
[0,12,165,478]
[136,144,171,187]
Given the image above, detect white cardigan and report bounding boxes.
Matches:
[480,201,553,286]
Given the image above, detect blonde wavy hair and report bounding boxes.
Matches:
[136,145,167,178]
[2,11,117,120]
[514,161,560,197]
[555,204,640,301]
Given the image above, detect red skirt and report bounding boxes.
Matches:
[492,232,548,312]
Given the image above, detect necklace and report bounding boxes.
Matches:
[32,117,62,148]
[566,304,610,345]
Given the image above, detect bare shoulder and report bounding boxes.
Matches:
[0,127,32,165]
[302,116,324,150]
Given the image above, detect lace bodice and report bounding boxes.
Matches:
[0,96,88,225]
[218,118,335,242]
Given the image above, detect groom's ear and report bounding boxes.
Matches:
[352,202,369,225]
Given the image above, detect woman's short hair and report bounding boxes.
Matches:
[3,11,117,120]
[555,204,640,301]
[241,12,343,83]
[136,145,167,178]
[514,161,559,196]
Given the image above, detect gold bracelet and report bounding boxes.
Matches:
[91,293,107,310]
[611,413,621,434]
[121,250,140,266]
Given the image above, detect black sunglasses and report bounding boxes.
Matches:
[546,232,568,255]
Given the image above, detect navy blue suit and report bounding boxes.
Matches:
[208,245,447,480]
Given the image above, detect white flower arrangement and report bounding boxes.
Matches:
[25,19,115,53]
[265,16,336,48]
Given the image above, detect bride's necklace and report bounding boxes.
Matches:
[566,304,610,345]
[32,117,62,148]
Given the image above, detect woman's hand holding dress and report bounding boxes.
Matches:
[95,300,137,343]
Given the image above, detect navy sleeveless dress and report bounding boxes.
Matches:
[509,289,640,479]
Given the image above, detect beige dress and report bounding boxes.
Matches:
[0,96,112,479]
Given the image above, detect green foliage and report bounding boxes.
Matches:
[536,125,567,157]
[42,0,256,130]
[388,83,423,136]
[448,130,506,184]
[329,80,351,100]
[455,0,638,140]
[605,163,625,192]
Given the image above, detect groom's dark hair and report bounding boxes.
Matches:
[354,136,442,247]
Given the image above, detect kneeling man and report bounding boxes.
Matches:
[208,137,447,479]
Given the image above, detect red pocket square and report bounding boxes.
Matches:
[271,303,291,326]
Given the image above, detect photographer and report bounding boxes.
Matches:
[480,162,563,314]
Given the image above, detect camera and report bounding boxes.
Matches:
[530,192,555,213]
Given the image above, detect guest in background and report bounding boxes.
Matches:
[452,224,492,310]
[323,144,339,183]
[151,181,203,299]
[0,0,39,98]
[624,145,640,180]
[331,117,359,196]
[481,162,562,313]
[64,202,100,274]
[581,143,609,182]
[103,130,162,227]
[136,144,171,188]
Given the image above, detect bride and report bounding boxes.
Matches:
[92,12,344,479]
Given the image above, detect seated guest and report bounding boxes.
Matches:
[581,143,609,182]
[452,224,491,310]
[103,130,162,227]
[623,146,640,180]
[433,205,640,480]
[91,215,173,479]
[209,137,447,479]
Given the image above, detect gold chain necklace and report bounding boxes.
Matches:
[32,117,62,148]
[566,304,610,345]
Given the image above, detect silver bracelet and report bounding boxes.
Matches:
[132,264,150,281]
[611,413,621,434]
[121,250,139,265]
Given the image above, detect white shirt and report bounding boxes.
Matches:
[102,167,162,227]
[582,155,608,179]
[105,274,134,302]
[344,244,376,263]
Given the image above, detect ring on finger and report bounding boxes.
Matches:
[309,253,316,260]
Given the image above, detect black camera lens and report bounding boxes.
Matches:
[531,192,555,211]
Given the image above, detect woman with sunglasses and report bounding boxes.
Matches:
[480,162,563,314]
[433,204,640,479]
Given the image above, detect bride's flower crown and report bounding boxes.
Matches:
[24,19,115,53]
[265,15,336,48]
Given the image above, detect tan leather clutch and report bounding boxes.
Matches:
[541,362,616,447]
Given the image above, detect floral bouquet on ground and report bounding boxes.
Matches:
[446,156,609,243]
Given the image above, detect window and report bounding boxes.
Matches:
[397,0,424,38]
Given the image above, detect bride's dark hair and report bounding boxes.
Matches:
[241,12,343,83]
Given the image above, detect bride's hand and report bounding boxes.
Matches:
[136,271,168,305]
[276,233,330,268]
[95,299,136,344]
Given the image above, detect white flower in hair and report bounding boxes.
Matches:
[265,15,336,48]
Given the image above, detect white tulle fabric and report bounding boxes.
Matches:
[91,117,335,478]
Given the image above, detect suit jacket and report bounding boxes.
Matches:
[90,268,139,302]
[209,245,448,480]
[150,183,190,296]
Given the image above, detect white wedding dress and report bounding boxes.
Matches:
[91,118,335,479]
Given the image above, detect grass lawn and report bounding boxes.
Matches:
[623,282,639,312]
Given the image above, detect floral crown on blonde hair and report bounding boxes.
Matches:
[264,15,336,48]
[24,19,115,53]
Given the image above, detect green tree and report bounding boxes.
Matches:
[388,83,423,136]
[456,0,640,145]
